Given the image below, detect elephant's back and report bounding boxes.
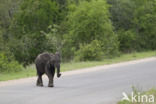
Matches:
[35,52,51,65]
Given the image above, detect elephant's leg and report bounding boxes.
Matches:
[36,64,44,87]
[51,67,55,86]
[45,68,54,87]
[36,74,43,86]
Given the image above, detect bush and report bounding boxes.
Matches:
[0,52,23,72]
[75,40,103,61]
[118,30,137,52]
[8,33,48,65]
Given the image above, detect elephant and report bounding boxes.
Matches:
[35,52,61,87]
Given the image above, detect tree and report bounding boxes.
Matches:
[11,0,59,36]
[108,0,156,51]
[0,0,22,39]
[9,0,60,65]
[133,0,156,50]
[0,29,3,51]
[107,0,136,31]
[63,0,119,60]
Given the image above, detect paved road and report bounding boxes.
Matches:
[0,58,156,104]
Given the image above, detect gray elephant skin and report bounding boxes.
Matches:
[35,52,61,87]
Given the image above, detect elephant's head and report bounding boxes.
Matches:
[50,52,61,78]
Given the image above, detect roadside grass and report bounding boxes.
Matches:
[0,51,155,81]
[118,87,156,104]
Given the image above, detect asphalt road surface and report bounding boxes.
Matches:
[0,58,156,104]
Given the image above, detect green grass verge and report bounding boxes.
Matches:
[0,51,155,81]
[118,87,156,104]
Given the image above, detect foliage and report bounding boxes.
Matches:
[0,0,22,41]
[9,33,47,65]
[63,0,119,60]
[107,0,135,30]
[45,25,64,52]
[0,28,12,55]
[108,0,156,51]
[0,0,156,70]
[0,52,23,72]
[11,0,59,35]
[9,0,61,65]
[75,40,103,61]
[0,30,3,50]
[133,0,156,50]
[118,30,137,52]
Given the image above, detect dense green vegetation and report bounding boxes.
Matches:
[63,0,119,60]
[108,0,156,52]
[0,0,156,73]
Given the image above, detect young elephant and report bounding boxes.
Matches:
[35,52,61,87]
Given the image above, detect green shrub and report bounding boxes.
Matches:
[118,29,137,52]
[0,52,23,72]
[9,33,48,65]
[75,40,103,61]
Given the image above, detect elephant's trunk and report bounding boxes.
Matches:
[56,64,61,78]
